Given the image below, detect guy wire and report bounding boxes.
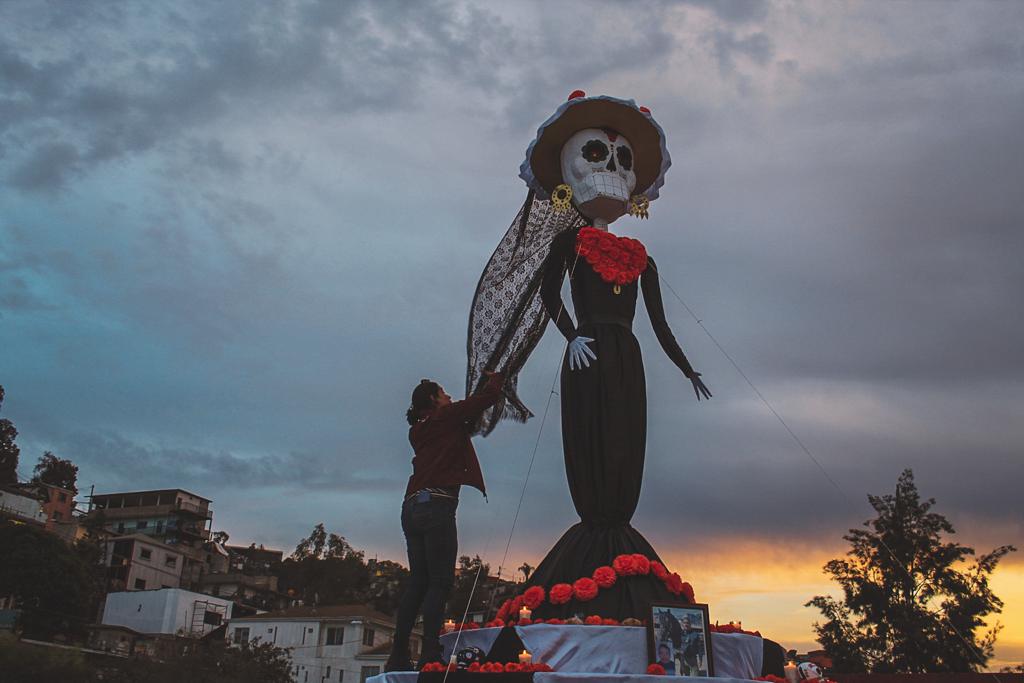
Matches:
[649,262,1002,675]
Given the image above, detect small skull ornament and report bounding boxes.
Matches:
[798,662,824,681]
[456,646,487,670]
[560,127,637,224]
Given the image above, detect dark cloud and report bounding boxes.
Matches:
[0,0,1021,587]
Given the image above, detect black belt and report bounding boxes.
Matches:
[579,316,632,331]
[404,489,459,504]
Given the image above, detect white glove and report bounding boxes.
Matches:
[567,336,597,370]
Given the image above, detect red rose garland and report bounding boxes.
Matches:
[576,227,648,286]
[549,583,573,605]
[493,554,695,624]
[523,585,546,609]
[592,565,617,588]
[572,577,599,602]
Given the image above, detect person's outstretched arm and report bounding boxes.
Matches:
[440,371,505,422]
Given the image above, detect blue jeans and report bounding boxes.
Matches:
[392,495,458,666]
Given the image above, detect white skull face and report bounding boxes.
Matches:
[560,128,636,224]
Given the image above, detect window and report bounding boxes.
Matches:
[339,671,344,682]
[360,666,380,683]
[203,610,222,626]
[327,666,332,678]
[139,548,152,560]
[117,522,125,533]
[137,520,148,529]
[326,626,344,645]
[156,520,164,533]
[164,555,177,568]
[233,627,250,644]
[134,578,146,590]
[362,627,375,646]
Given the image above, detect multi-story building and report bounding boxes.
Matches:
[104,533,186,592]
[87,489,215,589]
[226,604,422,683]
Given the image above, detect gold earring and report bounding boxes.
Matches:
[551,183,573,213]
[628,194,650,219]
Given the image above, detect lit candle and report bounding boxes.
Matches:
[518,650,532,665]
[519,606,532,621]
[444,619,456,633]
[784,661,799,683]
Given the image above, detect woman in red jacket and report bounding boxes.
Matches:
[386,370,504,671]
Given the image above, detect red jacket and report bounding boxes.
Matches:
[405,373,504,498]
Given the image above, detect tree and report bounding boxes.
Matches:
[518,562,535,582]
[0,385,20,485]
[276,524,370,606]
[807,469,1015,673]
[0,518,102,641]
[31,451,78,493]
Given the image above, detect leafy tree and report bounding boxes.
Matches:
[276,524,370,605]
[807,469,1015,673]
[31,451,79,493]
[0,385,20,485]
[519,562,535,582]
[103,640,294,683]
[0,518,101,641]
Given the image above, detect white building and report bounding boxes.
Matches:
[227,604,422,683]
[0,485,47,525]
[101,587,233,637]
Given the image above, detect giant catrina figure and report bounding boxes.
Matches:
[467,91,711,619]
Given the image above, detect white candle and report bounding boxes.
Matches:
[444,619,456,633]
[784,661,799,683]
[518,650,532,665]
[519,606,532,621]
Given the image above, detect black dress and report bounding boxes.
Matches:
[526,227,697,620]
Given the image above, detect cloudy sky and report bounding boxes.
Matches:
[2,0,1021,665]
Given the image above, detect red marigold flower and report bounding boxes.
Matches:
[496,599,512,621]
[535,663,554,672]
[573,577,599,602]
[519,618,532,626]
[631,554,651,575]
[592,565,617,589]
[505,662,522,673]
[523,586,546,609]
[602,618,619,626]
[549,583,573,604]
[468,662,482,672]
[647,663,667,675]
[545,618,564,625]
[612,554,635,575]
[681,581,695,603]
[650,561,669,580]
[584,615,603,625]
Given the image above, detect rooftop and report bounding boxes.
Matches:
[91,489,211,503]
[228,604,395,623]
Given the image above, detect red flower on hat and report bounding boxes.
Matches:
[568,90,586,100]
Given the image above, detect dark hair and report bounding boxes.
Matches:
[406,379,441,425]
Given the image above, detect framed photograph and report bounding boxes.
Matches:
[647,602,714,677]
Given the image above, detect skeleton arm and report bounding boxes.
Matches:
[641,257,712,400]
[540,231,596,370]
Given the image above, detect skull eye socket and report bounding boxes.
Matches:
[616,145,633,171]
[581,139,609,163]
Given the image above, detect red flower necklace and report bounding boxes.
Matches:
[575,226,648,289]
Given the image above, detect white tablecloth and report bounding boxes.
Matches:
[437,625,762,679]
